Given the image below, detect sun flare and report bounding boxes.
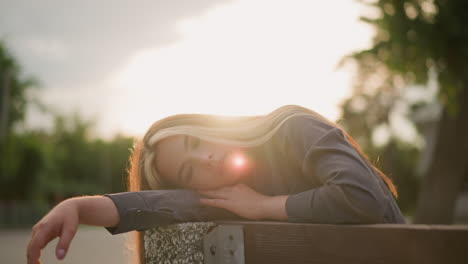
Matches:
[232,155,246,168]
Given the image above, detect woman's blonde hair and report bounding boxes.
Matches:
[126,105,398,264]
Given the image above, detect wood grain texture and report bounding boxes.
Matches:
[234,222,468,264]
[143,221,468,264]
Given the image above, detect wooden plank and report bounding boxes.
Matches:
[143,222,468,264]
[228,221,468,264]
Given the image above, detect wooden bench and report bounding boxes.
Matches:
[144,221,468,264]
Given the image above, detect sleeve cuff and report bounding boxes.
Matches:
[102,192,150,235]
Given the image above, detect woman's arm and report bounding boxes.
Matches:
[200,116,397,224]
[75,196,119,226]
[102,189,242,235]
[27,190,244,263]
[279,117,393,223]
[27,196,119,264]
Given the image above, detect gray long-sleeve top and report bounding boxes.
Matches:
[104,115,405,235]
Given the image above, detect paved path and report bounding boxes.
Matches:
[0,226,132,264]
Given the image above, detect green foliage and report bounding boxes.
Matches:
[1,115,134,202]
[0,42,134,208]
[338,0,468,213]
[0,39,136,228]
[0,114,134,229]
[0,41,43,202]
[348,0,468,111]
[0,132,45,201]
[0,41,38,132]
[36,115,134,201]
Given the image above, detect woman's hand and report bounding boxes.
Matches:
[27,199,79,264]
[199,184,268,220]
[198,183,289,221]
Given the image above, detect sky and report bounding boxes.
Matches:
[0,0,375,138]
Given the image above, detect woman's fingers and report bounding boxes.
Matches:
[55,216,78,260]
[26,199,81,264]
[199,184,269,220]
[26,233,40,264]
[200,198,230,209]
[27,225,54,264]
[27,228,42,264]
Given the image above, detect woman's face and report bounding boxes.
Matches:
[154,135,252,190]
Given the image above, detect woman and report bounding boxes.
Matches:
[26,105,405,264]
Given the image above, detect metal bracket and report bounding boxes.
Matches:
[203,224,245,264]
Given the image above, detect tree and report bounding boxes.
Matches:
[0,42,36,140]
[0,42,134,228]
[343,0,468,223]
[0,42,133,203]
[38,114,133,200]
[0,42,42,201]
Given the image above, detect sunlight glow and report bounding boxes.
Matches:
[106,0,373,137]
[232,154,246,168]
